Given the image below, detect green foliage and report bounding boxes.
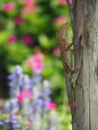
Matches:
[7,43,31,64]
[0,113,9,121]
[0,0,72,129]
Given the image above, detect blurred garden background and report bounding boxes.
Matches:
[0,0,72,129]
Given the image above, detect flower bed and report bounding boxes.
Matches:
[0,65,61,130]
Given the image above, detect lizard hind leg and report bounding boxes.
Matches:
[65,43,73,51]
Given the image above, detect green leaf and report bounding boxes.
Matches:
[0,31,10,43]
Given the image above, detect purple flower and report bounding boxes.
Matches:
[43,80,50,88]
[45,97,51,103]
[10,99,19,110]
[37,99,44,107]
[38,92,43,98]
[13,65,22,75]
[12,123,20,129]
[44,98,51,108]
[22,34,34,45]
[7,75,13,80]
[4,118,10,123]
[0,121,4,126]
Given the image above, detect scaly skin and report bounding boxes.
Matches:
[57,24,74,113]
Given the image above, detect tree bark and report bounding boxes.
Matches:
[66,0,98,130]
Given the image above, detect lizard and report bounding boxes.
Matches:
[57,23,77,114]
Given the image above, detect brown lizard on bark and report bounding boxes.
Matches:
[57,23,76,114]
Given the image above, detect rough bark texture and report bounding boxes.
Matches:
[71,0,98,130]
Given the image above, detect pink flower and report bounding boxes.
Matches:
[3,2,15,12]
[21,6,38,14]
[53,16,67,26]
[59,0,67,4]
[69,0,72,4]
[8,35,16,43]
[53,46,60,56]
[47,102,57,110]
[22,35,34,45]
[59,0,72,4]
[17,90,32,102]
[23,0,35,5]
[14,17,24,25]
[26,52,44,72]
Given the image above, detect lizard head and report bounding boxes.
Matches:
[57,23,73,44]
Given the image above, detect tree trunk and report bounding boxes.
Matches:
[70,0,98,130]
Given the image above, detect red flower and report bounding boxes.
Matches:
[14,17,24,25]
[3,2,15,12]
[22,35,34,45]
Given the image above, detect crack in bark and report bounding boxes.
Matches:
[65,0,98,129]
